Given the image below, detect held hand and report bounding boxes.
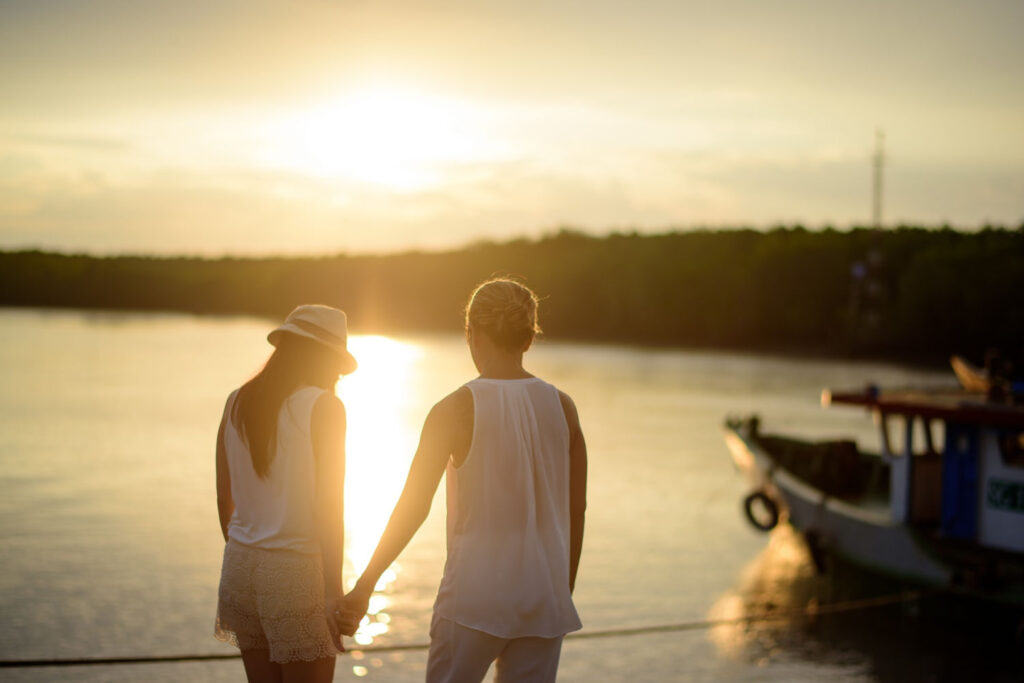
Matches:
[325,597,347,653]
[337,609,362,638]
[339,587,371,637]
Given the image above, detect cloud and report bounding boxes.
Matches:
[1,137,1022,257]
[3,133,132,153]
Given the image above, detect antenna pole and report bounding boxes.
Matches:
[872,129,885,229]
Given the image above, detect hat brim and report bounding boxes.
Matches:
[268,327,358,374]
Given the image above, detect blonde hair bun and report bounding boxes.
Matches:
[465,279,541,351]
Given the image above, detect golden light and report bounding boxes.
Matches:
[707,527,817,658]
[336,335,422,579]
[259,86,494,190]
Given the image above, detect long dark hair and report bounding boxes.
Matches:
[231,333,343,478]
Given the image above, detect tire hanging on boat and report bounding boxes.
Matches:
[743,491,779,532]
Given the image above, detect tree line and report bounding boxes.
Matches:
[2,226,1022,366]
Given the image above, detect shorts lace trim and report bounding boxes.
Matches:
[215,540,337,663]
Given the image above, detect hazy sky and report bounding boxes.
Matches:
[1,0,1022,255]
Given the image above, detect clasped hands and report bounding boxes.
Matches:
[326,586,373,652]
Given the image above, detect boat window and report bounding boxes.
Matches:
[875,413,895,455]
[878,415,941,457]
[998,431,1024,467]
[921,419,943,455]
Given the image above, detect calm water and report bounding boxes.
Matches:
[0,309,1020,682]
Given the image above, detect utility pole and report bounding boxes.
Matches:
[847,129,888,352]
[872,129,885,229]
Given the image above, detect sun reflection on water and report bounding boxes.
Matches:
[707,527,821,660]
[336,335,422,647]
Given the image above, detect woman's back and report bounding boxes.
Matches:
[224,385,325,554]
[216,305,355,681]
[434,377,582,639]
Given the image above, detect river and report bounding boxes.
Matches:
[0,308,1018,682]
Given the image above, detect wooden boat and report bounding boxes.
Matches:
[724,385,1024,605]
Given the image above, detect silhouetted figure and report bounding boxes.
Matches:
[342,279,587,683]
[215,305,357,683]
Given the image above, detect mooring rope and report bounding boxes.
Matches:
[0,590,927,669]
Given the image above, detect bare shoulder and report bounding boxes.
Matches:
[427,386,474,464]
[222,388,240,417]
[312,390,345,425]
[423,386,473,446]
[429,386,473,426]
[557,389,581,426]
[311,391,345,465]
[218,389,239,436]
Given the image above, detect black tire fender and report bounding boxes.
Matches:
[743,491,779,532]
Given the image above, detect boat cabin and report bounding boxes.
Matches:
[823,387,1024,555]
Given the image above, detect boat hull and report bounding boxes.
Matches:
[724,418,1024,604]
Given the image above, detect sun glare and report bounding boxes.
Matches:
[335,334,424,649]
[261,86,492,190]
[336,335,422,577]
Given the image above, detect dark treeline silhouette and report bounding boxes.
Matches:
[2,226,1022,365]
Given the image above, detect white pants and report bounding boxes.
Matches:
[426,615,565,683]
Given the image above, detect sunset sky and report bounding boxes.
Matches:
[1,0,1022,255]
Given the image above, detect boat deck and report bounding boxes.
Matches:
[824,387,1024,429]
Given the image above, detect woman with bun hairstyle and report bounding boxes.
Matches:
[215,305,358,683]
[342,279,587,683]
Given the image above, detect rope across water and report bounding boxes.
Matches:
[0,591,927,669]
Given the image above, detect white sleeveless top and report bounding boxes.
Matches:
[433,377,582,639]
[223,385,326,554]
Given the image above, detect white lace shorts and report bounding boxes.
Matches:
[214,539,337,663]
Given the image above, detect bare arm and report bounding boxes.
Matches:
[215,394,234,542]
[313,391,347,650]
[560,390,587,593]
[341,390,465,627]
[313,392,346,600]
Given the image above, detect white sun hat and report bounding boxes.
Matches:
[267,304,358,374]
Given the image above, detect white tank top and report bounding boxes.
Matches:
[223,385,326,554]
[433,377,583,638]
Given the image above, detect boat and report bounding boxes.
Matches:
[723,385,1024,606]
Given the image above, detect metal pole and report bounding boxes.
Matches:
[873,129,885,229]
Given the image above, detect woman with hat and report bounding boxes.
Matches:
[342,279,587,682]
[214,304,358,683]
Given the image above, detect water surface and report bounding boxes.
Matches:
[1,309,1017,682]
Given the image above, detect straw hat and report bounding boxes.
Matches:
[268,305,358,374]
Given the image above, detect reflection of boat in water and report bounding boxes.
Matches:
[708,527,1024,680]
[723,384,1024,606]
